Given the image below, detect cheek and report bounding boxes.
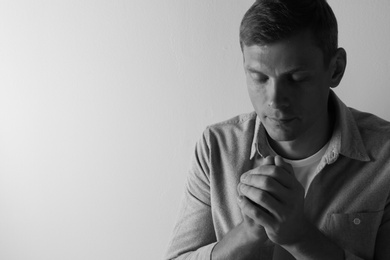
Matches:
[246,76,266,96]
[247,84,267,112]
[300,88,330,115]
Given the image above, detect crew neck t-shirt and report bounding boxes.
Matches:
[266,138,330,195]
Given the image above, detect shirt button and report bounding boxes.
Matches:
[353,218,361,225]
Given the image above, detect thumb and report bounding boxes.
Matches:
[261,155,275,166]
[274,155,294,175]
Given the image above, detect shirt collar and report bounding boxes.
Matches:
[250,115,272,159]
[250,116,261,159]
[250,90,370,163]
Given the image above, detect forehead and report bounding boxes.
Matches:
[243,30,325,72]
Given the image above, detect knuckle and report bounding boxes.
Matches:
[257,190,268,204]
[262,176,273,188]
[260,165,271,172]
[248,206,261,219]
[271,168,282,178]
[253,209,262,220]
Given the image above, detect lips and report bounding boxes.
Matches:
[267,117,296,124]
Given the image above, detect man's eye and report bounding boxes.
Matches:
[290,74,308,82]
[251,73,268,83]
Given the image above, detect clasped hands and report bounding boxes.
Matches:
[237,155,308,247]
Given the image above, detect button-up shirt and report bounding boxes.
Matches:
[165,91,390,260]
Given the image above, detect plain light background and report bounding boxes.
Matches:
[0,1,389,259]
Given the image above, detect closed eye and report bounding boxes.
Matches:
[252,73,268,83]
[247,70,269,84]
[290,73,309,83]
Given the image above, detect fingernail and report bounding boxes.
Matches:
[236,196,243,204]
[240,174,247,181]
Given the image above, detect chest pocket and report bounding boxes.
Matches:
[325,211,383,259]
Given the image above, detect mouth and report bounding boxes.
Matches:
[267,117,296,124]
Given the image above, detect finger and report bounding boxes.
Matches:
[242,165,292,189]
[240,174,288,200]
[243,156,275,176]
[245,155,275,173]
[237,182,243,196]
[237,195,273,228]
[237,196,254,223]
[274,156,294,175]
[263,155,275,166]
[239,183,283,217]
[274,156,304,191]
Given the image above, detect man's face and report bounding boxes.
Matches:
[243,30,334,143]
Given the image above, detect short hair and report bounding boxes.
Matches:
[239,0,338,65]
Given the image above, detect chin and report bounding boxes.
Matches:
[262,117,301,141]
[266,129,297,142]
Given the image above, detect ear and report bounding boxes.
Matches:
[329,48,347,89]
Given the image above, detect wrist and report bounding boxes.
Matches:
[281,221,314,248]
[240,220,271,245]
[281,223,344,260]
[212,222,269,260]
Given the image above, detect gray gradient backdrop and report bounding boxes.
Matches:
[0,1,389,259]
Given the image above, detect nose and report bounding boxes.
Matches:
[268,79,290,109]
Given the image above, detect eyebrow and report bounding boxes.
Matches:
[245,66,313,75]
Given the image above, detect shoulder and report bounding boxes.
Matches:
[350,107,390,135]
[350,107,390,154]
[204,111,257,137]
[200,111,257,150]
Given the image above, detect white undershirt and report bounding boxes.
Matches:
[267,139,329,195]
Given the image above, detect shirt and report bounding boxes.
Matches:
[256,136,329,195]
[164,91,390,260]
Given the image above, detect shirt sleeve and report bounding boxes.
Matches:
[164,128,218,260]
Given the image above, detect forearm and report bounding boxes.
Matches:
[283,223,345,260]
[165,243,218,260]
[212,222,268,260]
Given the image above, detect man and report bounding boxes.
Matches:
[165,0,390,259]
